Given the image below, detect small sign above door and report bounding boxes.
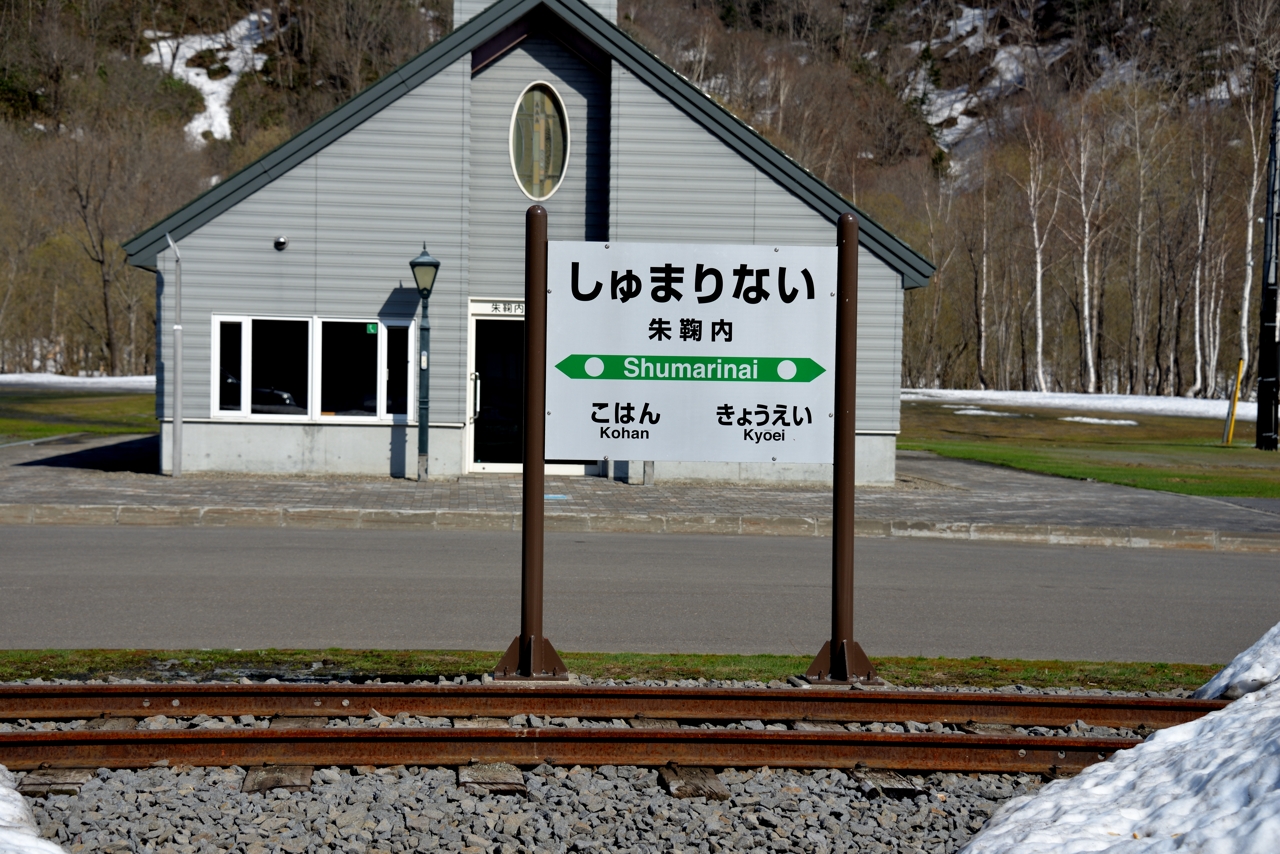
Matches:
[545,241,838,463]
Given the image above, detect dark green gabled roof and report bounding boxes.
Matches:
[125,0,934,288]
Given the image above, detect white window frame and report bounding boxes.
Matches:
[210,314,251,418]
[210,314,314,421]
[211,315,416,423]
[316,317,384,423]
[381,319,416,425]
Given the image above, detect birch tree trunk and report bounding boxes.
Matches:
[1011,112,1061,392]
[1061,96,1107,393]
[1188,153,1210,398]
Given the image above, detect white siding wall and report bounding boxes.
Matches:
[155,58,472,425]
[609,66,903,434]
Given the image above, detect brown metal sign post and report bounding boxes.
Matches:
[496,205,568,679]
[806,213,876,683]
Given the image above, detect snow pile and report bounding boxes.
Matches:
[1059,416,1137,426]
[143,11,274,142]
[953,408,1019,418]
[903,388,1258,422]
[962,680,1280,853]
[0,374,155,393]
[0,767,65,854]
[962,620,1280,852]
[1193,620,1280,701]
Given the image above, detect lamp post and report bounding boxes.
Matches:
[410,244,441,480]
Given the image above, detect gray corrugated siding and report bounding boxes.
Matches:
[154,58,472,424]
[469,36,608,302]
[454,0,616,27]
[610,66,903,433]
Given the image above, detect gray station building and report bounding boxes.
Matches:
[124,0,934,484]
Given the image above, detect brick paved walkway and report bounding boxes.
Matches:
[1,434,1277,549]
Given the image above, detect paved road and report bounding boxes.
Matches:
[0,527,1272,664]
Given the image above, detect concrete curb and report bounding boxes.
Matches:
[1,502,1278,552]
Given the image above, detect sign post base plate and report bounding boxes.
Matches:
[804,639,876,684]
[494,635,569,681]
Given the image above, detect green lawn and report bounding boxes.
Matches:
[899,400,1280,498]
[0,390,156,445]
[0,649,1221,693]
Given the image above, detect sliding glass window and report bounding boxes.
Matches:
[321,321,378,417]
[386,325,410,416]
[211,317,412,421]
[250,319,310,415]
[219,321,242,411]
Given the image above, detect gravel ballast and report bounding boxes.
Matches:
[15,762,1044,854]
[3,677,1179,852]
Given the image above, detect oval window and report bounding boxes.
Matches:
[510,82,569,200]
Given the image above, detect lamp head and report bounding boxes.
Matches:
[409,243,441,298]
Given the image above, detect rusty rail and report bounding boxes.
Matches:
[0,685,1225,730]
[0,685,1226,773]
[0,727,1137,775]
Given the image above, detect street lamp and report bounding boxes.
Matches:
[410,244,441,480]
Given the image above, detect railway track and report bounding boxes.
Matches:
[0,683,1226,775]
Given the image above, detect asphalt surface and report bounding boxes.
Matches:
[0,526,1271,664]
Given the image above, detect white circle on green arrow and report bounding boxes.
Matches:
[777,359,797,380]
[585,357,605,377]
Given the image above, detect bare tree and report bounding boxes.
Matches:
[1229,0,1280,394]
[1009,107,1061,391]
[1059,94,1111,392]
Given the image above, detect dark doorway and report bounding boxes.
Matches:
[473,318,524,464]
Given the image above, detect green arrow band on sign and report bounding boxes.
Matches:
[555,354,826,383]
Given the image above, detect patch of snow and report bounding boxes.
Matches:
[959,27,998,54]
[962,680,1280,852]
[943,6,995,43]
[902,389,1258,422]
[1193,620,1280,700]
[0,767,67,854]
[143,11,274,143]
[1196,69,1244,107]
[1059,416,1138,426]
[924,84,975,126]
[910,6,997,53]
[1090,57,1139,92]
[0,374,156,393]
[984,44,1028,90]
[937,113,980,149]
[952,408,1020,417]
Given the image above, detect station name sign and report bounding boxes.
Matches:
[545,241,837,463]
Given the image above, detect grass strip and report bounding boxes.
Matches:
[0,650,1221,693]
[899,439,1280,498]
[0,391,156,444]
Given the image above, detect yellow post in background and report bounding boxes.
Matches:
[1224,358,1246,445]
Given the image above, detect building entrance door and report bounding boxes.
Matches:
[472,317,524,466]
[466,299,598,475]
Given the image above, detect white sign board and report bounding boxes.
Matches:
[545,241,837,463]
